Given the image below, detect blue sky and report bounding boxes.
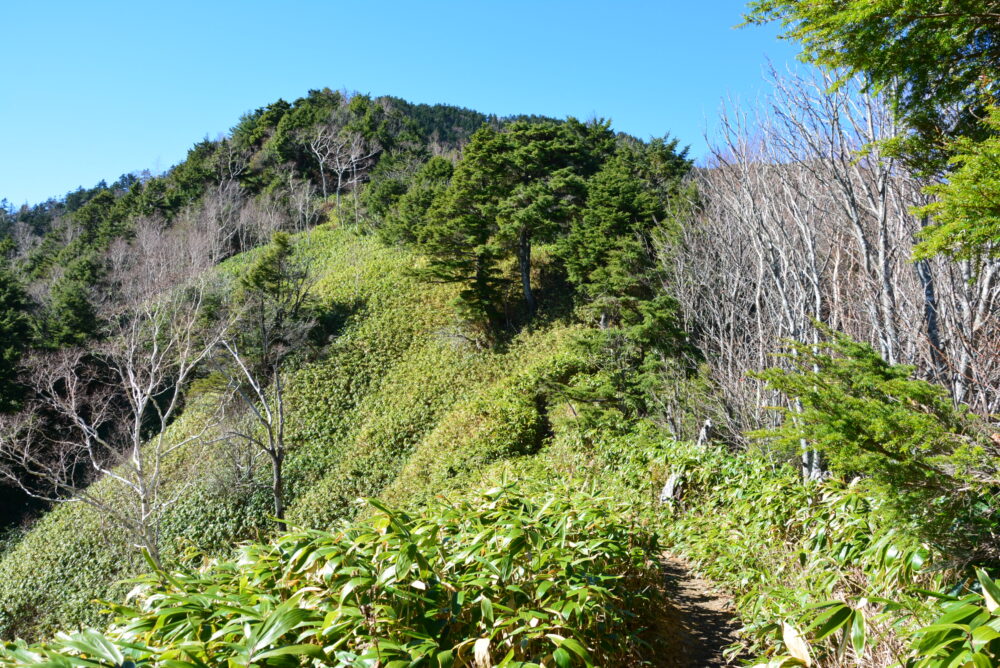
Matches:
[0,1,799,206]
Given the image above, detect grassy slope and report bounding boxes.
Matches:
[0,225,589,640]
[3,224,954,664]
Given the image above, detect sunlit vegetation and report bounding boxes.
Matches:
[0,486,658,667]
[0,4,999,666]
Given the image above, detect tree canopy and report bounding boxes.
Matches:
[915,107,1000,259]
[0,259,31,412]
[747,2,1000,256]
[745,1,1000,149]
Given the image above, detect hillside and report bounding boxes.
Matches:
[0,225,586,634]
[2,223,998,666]
[1,43,1000,665]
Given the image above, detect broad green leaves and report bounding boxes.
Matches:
[0,486,653,667]
[908,572,1000,667]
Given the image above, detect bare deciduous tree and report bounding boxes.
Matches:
[0,220,222,567]
[660,67,1000,463]
[305,119,380,213]
[212,232,316,531]
[286,176,322,234]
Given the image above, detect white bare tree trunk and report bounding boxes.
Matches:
[658,68,1000,445]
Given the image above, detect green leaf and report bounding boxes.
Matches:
[850,610,866,655]
[480,596,495,627]
[558,638,591,663]
[977,569,1000,614]
[972,652,994,668]
[248,604,316,660]
[971,625,1000,649]
[340,577,372,603]
[553,647,573,668]
[808,604,852,641]
[56,630,125,665]
[436,649,455,668]
[252,644,327,662]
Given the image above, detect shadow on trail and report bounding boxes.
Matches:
[641,554,746,667]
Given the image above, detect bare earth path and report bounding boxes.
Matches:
[642,553,745,667]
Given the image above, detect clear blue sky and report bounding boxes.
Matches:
[0,1,799,206]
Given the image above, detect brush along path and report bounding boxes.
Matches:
[645,553,745,667]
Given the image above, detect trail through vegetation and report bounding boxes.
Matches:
[651,554,743,667]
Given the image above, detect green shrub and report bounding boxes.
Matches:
[754,328,988,498]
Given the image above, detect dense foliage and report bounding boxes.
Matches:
[744,0,1000,167]
[0,256,30,412]
[754,328,991,508]
[405,120,688,339]
[916,106,1000,259]
[0,486,657,667]
[657,438,1000,667]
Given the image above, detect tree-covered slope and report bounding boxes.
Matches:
[0,225,594,639]
[0,81,693,654]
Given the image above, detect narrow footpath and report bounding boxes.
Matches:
[644,553,745,667]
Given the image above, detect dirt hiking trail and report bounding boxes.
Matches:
[643,553,746,667]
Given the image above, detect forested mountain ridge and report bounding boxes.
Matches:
[0,87,695,659]
[0,91,501,531]
[1,3,1000,663]
[0,90,541,354]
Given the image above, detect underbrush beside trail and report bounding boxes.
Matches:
[0,485,662,668]
[3,371,997,666]
[479,411,1000,667]
[2,226,996,667]
[655,440,1000,667]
